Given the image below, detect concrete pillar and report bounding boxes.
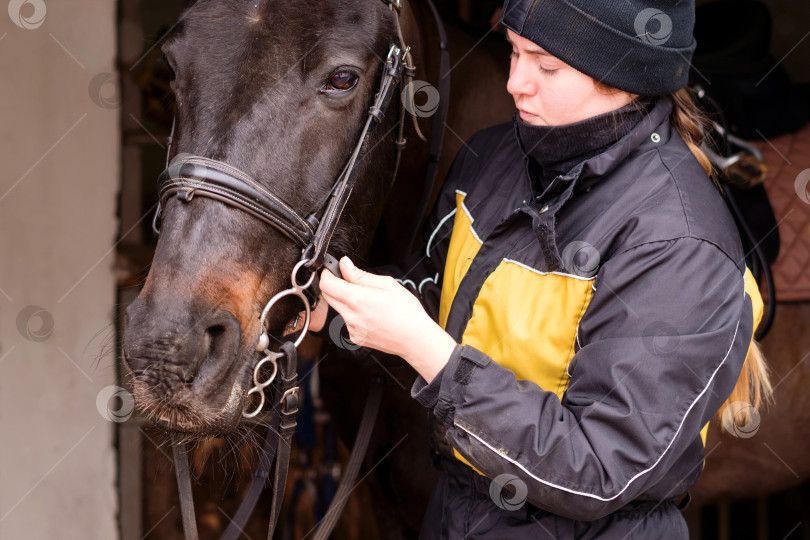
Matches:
[0,0,119,538]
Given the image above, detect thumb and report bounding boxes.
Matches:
[339,256,387,288]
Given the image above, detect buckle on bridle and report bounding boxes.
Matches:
[280,387,300,414]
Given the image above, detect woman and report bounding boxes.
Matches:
[308,1,770,537]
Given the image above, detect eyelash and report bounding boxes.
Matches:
[510,50,558,75]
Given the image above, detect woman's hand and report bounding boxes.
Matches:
[317,256,456,383]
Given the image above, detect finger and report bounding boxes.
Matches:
[339,257,392,289]
[319,275,353,313]
[319,266,353,299]
[320,264,378,305]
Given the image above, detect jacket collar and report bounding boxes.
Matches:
[516,96,675,202]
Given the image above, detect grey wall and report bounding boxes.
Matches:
[0,0,118,538]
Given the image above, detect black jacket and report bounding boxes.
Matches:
[393,96,761,525]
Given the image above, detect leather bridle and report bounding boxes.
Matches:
[151,1,451,539]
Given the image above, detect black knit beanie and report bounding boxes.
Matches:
[500,0,697,96]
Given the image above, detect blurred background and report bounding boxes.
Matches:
[0,0,808,538]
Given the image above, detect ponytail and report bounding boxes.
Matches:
[667,87,774,433]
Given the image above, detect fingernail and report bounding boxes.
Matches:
[342,256,354,269]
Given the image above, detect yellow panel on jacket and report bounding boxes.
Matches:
[439,191,483,328]
[462,260,595,400]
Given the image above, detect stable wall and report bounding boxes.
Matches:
[0,1,119,538]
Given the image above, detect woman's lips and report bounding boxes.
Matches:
[519,109,539,122]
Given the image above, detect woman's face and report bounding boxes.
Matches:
[506,30,636,126]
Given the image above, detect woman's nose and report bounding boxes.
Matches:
[506,60,536,99]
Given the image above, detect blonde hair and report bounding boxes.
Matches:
[597,83,774,433]
[667,88,773,433]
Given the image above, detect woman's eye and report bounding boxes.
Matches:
[325,71,359,91]
[538,66,558,75]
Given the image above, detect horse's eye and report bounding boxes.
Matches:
[161,54,177,81]
[326,71,358,92]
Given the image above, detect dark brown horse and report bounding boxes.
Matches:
[121,0,513,535]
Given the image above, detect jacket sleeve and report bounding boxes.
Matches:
[425,237,755,520]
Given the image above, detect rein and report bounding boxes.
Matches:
[151,1,450,538]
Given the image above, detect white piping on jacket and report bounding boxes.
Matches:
[503,258,595,282]
[396,278,417,291]
[418,273,440,294]
[426,208,456,258]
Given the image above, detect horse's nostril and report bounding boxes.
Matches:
[201,325,227,374]
[193,316,241,386]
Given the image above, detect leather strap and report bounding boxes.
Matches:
[173,440,200,540]
[312,375,385,540]
[220,414,280,540]
[266,341,300,539]
[304,48,404,270]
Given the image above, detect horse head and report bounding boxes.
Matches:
[122,0,415,436]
